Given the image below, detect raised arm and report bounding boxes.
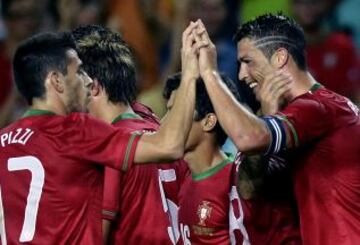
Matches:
[193,22,270,154]
[133,21,204,163]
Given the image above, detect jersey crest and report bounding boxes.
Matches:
[197,201,212,226]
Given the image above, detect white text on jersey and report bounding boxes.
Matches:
[1,128,34,147]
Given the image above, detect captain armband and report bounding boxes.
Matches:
[261,116,286,155]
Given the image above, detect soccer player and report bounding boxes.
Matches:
[72,25,185,244]
[164,74,301,245]
[163,73,243,244]
[0,23,199,244]
[191,15,360,244]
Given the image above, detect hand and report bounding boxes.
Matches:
[181,21,201,81]
[257,70,292,115]
[192,20,219,79]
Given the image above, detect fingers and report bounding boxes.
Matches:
[190,19,214,52]
[269,75,292,93]
[272,81,292,99]
[258,71,292,104]
[182,21,199,48]
[197,20,210,41]
[262,71,292,92]
[192,32,209,51]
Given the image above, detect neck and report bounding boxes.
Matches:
[31,98,67,115]
[184,139,226,175]
[285,69,317,102]
[94,101,134,124]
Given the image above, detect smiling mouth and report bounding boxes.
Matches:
[247,81,258,89]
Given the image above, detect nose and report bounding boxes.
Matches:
[84,73,94,89]
[238,62,249,82]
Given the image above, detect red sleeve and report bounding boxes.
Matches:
[102,167,122,221]
[62,113,141,172]
[275,97,332,147]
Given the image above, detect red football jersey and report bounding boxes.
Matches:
[229,153,301,245]
[274,85,360,245]
[103,105,186,245]
[0,110,140,244]
[178,157,235,245]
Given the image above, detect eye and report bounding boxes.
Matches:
[77,67,86,75]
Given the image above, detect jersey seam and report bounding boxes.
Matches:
[121,132,141,172]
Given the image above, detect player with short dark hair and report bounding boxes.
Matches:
[164,73,301,245]
[13,32,77,105]
[163,73,243,244]
[72,25,137,106]
[0,23,198,244]
[164,73,233,147]
[72,25,185,244]
[233,13,307,71]
[191,14,360,244]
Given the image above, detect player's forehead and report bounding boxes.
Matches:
[237,37,262,60]
[66,49,82,68]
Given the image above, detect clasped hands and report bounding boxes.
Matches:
[181,19,217,82]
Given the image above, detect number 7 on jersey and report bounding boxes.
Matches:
[0,156,45,244]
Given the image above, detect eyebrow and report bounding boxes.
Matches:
[78,63,84,71]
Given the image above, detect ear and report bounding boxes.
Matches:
[90,78,101,97]
[271,48,289,69]
[202,113,217,132]
[48,71,64,93]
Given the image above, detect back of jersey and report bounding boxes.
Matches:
[105,110,182,245]
[0,112,134,245]
[0,113,100,244]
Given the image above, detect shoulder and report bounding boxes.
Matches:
[66,113,116,132]
[113,117,158,132]
[280,90,329,118]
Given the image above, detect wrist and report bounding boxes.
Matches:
[181,74,198,83]
[201,70,219,82]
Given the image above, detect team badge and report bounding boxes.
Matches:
[197,201,212,226]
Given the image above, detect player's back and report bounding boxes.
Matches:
[282,87,360,245]
[0,111,132,245]
[103,104,182,245]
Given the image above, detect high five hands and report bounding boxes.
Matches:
[181,20,218,81]
[181,20,292,115]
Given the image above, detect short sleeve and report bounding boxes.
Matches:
[62,113,141,172]
[102,167,122,221]
[275,97,332,147]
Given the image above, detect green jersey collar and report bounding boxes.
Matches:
[22,109,56,118]
[111,113,141,125]
[192,154,234,181]
[310,83,322,93]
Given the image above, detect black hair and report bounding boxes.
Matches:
[13,31,76,105]
[72,25,137,105]
[234,13,307,70]
[163,73,241,146]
